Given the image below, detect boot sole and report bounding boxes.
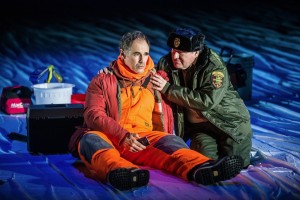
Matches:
[194,155,243,185]
[108,168,149,190]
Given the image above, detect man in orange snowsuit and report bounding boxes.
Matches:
[69,31,243,191]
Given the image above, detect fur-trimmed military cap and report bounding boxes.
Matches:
[167,28,205,52]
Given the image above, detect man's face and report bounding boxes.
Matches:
[171,48,198,70]
[122,39,150,74]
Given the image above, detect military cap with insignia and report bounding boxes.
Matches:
[167,28,205,52]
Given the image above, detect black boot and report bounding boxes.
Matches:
[107,168,149,190]
[192,155,243,185]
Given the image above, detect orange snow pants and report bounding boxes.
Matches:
[78,130,210,182]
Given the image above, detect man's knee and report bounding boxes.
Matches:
[79,133,113,163]
[154,135,189,154]
[190,134,218,159]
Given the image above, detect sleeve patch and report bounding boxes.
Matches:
[211,71,224,88]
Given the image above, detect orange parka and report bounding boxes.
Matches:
[68,60,174,157]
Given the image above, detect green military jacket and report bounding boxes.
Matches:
[156,47,252,143]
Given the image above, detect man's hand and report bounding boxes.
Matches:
[151,73,167,91]
[121,133,147,152]
[98,67,112,74]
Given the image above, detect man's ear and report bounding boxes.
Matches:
[195,50,200,57]
[120,49,126,59]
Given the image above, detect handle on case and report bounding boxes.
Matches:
[44,104,68,108]
[220,46,234,67]
[219,46,233,57]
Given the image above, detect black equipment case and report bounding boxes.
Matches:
[26,104,84,154]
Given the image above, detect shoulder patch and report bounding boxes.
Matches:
[211,71,224,88]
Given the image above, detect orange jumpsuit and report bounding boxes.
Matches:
[77,57,210,182]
